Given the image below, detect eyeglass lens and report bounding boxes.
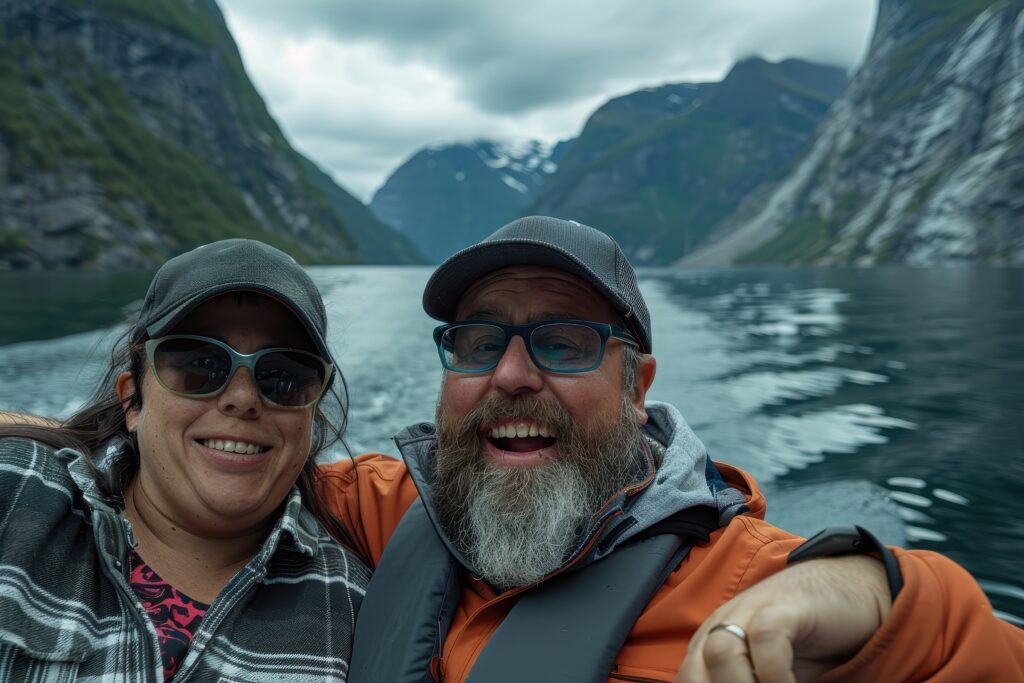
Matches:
[442,323,604,372]
[151,337,327,407]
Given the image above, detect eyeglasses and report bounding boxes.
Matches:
[144,335,334,409]
[433,319,639,374]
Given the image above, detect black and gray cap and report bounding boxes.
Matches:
[136,239,332,361]
[423,216,652,353]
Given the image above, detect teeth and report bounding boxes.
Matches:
[203,439,265,454]
[487,423,555,439]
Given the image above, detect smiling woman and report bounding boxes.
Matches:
[0,240,370,682]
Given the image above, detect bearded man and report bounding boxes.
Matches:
[323,216,1022,683]
[432,375,649,591]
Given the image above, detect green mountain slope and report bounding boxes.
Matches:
[530,58,848,265]
[298,154,426,265]
[0,0,403,268]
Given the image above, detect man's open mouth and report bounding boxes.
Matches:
[486,422,557,452]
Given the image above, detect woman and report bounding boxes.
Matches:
[0,239,371,681]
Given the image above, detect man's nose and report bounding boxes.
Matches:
[490,335,544,396]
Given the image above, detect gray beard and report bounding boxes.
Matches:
[433,392,647,591]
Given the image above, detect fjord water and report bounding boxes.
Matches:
[1,266,1021,624]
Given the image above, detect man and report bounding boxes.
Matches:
[322,215,1024,682]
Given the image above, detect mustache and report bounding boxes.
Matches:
[439,394,576,441]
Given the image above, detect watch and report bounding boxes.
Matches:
[787,525,903,600]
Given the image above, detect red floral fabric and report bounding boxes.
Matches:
[128,549,210,680]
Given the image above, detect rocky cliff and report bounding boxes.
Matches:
[530,58,848,265]
[369,139,567,263]
[0,0,419,269]
[684,0,1024,266]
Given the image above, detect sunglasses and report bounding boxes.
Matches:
[144,335,333,409]
[433,319,639,374]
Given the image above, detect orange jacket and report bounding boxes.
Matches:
[320,453,1024,682]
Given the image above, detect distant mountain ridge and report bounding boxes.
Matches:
[537,81,715,193]
[369,139,568,263]
[374,57,848,266]
[0,0,423,269]
[529,57,848,264]
[684,0,1024,266]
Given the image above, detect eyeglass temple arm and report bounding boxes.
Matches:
[610,326,640,346]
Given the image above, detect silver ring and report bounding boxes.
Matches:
[709,622,748,644]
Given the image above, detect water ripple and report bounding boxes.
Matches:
[724,369,891,411]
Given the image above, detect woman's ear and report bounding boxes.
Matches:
[116,371,139,433]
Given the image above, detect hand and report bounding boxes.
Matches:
[0,411,59,427]
[676,555,891,683]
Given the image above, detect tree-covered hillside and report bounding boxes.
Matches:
[0,0,420,268]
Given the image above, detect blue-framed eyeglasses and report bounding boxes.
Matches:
[144,334,334,409]
[433,320,639,374]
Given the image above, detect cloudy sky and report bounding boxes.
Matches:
[218,0,877,202]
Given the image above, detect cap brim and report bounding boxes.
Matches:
[423,240,634,324]
[145,284,333,361]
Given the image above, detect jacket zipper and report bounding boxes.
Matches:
[98,512,160,682]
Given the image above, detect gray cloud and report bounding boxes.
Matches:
[218,0,875,198]
[224,0,873,113]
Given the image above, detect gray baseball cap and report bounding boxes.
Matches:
[423,216,652,352]
[136,239,332,361]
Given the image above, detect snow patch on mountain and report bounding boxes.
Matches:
[477,140,558,177]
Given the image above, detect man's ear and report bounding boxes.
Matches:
[116,371,140,433]
[631,354,657,424]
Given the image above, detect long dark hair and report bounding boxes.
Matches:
[0,318,360,554]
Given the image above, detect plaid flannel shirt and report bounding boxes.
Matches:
[0,437,371,682]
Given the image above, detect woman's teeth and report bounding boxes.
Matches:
[487,423,553,439]
[201,439,266,455]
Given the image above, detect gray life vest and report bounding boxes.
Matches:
[349,499,719,683]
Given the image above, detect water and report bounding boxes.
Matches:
[1,266,1021,624]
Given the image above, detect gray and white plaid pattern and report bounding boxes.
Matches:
[0,437,370,682]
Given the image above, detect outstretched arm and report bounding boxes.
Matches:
[0,411,59,427]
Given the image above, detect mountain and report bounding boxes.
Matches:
[684,0,1024,266]
[298,154,426,265]
[0,0,419,269]
[369,139,567,263]
[529,58,849,264]
[542,81,715,192]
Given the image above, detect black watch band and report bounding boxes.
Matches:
[787,525,903,600]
